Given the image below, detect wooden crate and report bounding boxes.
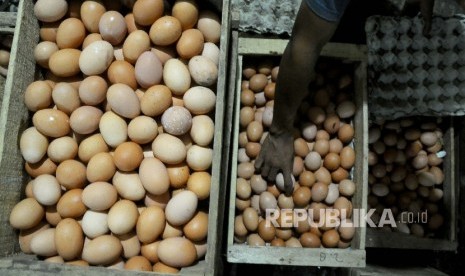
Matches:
[226,35,369,268]
[0,11,17,107]
[365,118,458,251]
[0,0,231,275]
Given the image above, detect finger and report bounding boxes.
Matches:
[268,167,279,182]
[254,151,264,171]
[283,169,294,197]
[261,165,270,179]
[420,0,434,35]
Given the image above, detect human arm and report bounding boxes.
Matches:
[254,1,342,196]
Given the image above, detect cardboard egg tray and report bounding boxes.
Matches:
[225,34,368,268]
[366,15,465,120]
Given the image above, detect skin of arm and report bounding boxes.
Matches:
[254,1,340,196]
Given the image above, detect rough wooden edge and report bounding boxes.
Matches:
[365,118,458,251]
[227,245,366,267]
[226,34,241,248]
[205,0,231,274]
[237,37,367,61]
[226,37,368,267]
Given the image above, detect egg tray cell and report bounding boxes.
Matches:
[365,15,465,120]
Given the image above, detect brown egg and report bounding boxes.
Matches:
[299,171,316,187]
[45,205,62,226]
[48,49,81,77]
[141,241,160,263]
[239,131,249,148]
[150,16,182,46]
[332,166,349,183]
[340,146,355,169]
[293,156,304,176]
[140,85,172,117]
[236,178,251,200]
[33,108,70,138]
[316,130,330,141]
[153,262,180,273]
[122,30,151,64]
[241,89,255,106]
[275,228,293,241]
[237,162,255,179]
[56,18,86,49]
[78,134,109,163]
[137,206,165,243]
[78,76,107,106]
[247,121,263,142]
[183,211,208,242]
[57,189,86,218]
[172,0,198,30]
[234,215,248,237]
[167,162,190,189]
[25,157,57,178]
[24,81,53,112]
[82,235,122,265]
[70,106,103,135]
[308,106,326,125]
[55,218,84,261]
[267,185,281,198]
[334,197,353,218]
[107,61,137,89]
[9,198,44,230]
[19,222,50,254]
[187,172,211,200]
[338,124,354,143]
[82,33,103,49]
[264,82,275,99]
[56,159,87,189]
[311,182,328,202]
[124,13,142,33]
[257,220,275,242]
[324,114,340,135]
[300,232,321,248]
[324,152,340,171]
[80,1,106,33]
[245,142,261,159]
[52,82,80,115]
[240,107,254,128]
[243,207,259,232]
[157,237,197,268]
[339,219,355,241]
[124,256,152,271]
[86,152,116,182]
[133,0,164,26]
[271,238,285,247]
[247,233,265,246]
[322,229,340,248]
[40,22,60,42]
[34,41,59,69]
[314,167,331,185]
[248,74,268,92]
[176,29,204,59]
[293,186,311,207]
[294,138,310,157]
[113,142,144,172]
[314,140,329,157]
[236,197,251,211]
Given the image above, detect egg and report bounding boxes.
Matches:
[39,21,60,42]
[314,140,329,157]
[183,86,216,115]
[48,48,81,77]
[236,177,251,200]
[56,18,86,49]
[259,191,277,211]
[188,115,215,147]
[110,171,146,201]
[196,10,221,43]
[188,55,218,87]
[324,152,341,171]
[56,159,87,190]
[32,174,61,206]
[107,60,137,89]
[81,210,109,238]
[106,83,140,118]
[304,151,322,171]
[160,106,192,136]
[176,29,204,59]
[45,205,62,226]
[162,220,183,239]
[30,228,57,257]
[165,190,198,226]
[19,127,49,164]
[85,152,115,182]
[113,142,144,171]
[82,182,118,211]
[19,222,50,254]
[80,1,106,32]
[136,206,165,243]
[293,186,312,207]
[34,41,59,68]
[157,237,196,268]
[242,207,259,232]
[24,81,53,112]
[311,182,328,202]
[107,200,139,235]
[139,157,170,195]
[52,83,81,115]
[77,76,107,106]
[133,0,164,26]
[82,33,103,49]
[9,198,44,230]
[122,30,151,64]
[99,11,127,45]
[163,59,191,96]
[79,40,115,76]
[340,146,355,169]
[334,197,353,218]
[69,106,103,135]
[123,256,151,271]
[183,211,208,242]
[98,111,128,148]
[34,0,68,22]
[336,101,356,119]
[172,0,198,30]
[55,218,84,260]
[338,123,355,144]
[152,133,187,164]
[186,145,213,171]
[25,157,57,178]
[82,235,123,265]
[149,16,182,46]
[300,232,321,248]
[134,51,163,88]
[56,188,87,219]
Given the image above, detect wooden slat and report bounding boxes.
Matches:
[0,12,16,28]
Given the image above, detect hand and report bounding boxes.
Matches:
[254,130,295,196]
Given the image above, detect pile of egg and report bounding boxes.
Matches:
[234,58,358,249]
[9,0,221,273]
[368,118,446,236]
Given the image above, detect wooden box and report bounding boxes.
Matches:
[0,11,17,106]
[0,0,231,275]
[365,118,458,251]
[225,34,369,268]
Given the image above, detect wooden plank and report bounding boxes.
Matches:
[0,0,38,256]
[227,245,366,267]
[0,12,16,27]
[205,0,231,274]
[226,37,368,267]
[237,37,367,61]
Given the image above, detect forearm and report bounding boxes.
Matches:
[270,2,339,134]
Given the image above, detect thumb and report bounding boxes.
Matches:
[283,169,294,197]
